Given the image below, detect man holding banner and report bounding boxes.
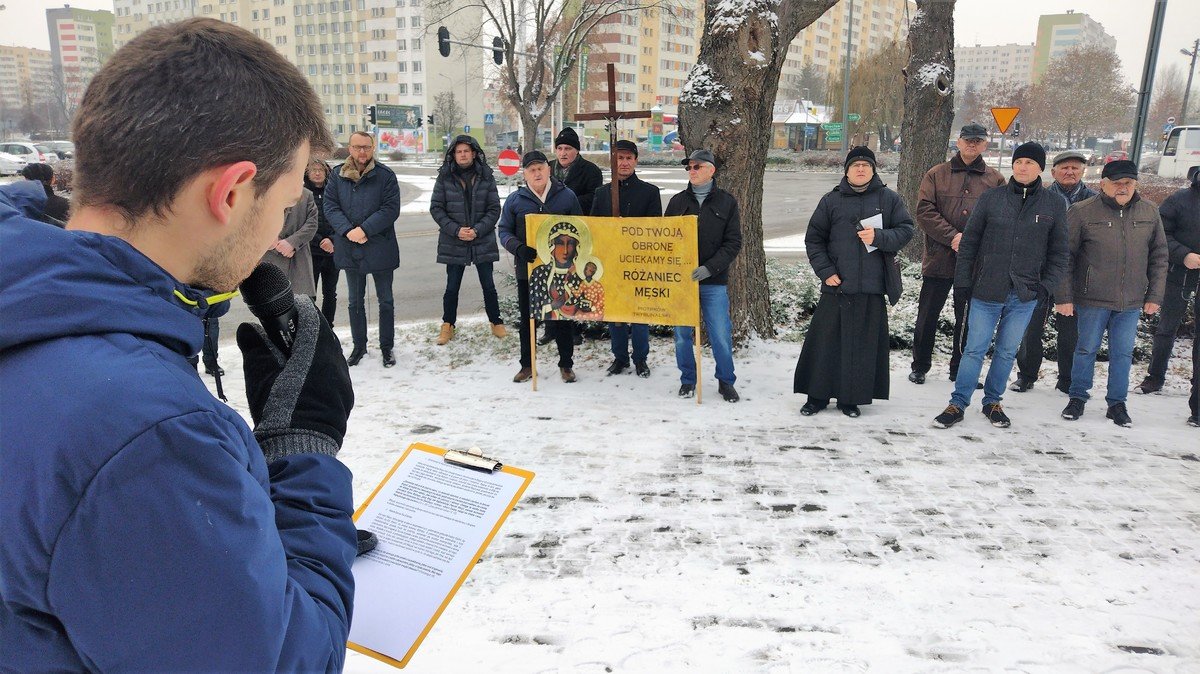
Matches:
[498,150,584,384]
[665,149,743,402]
[591,139,663,378]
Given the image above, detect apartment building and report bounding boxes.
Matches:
[779,0,914,103]
[46,6,114,118]
[0,45,54,137]
[1032,10,1116,82]
[956,43,1035,92]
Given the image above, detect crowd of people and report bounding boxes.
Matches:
[1,17,1196,670]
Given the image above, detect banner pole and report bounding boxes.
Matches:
[529,318,537,391]
[695,321,702,404]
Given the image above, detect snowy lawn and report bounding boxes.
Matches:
[204,317,1198,673]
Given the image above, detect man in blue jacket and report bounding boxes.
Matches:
[0,19,359,671]
[498,150,584,383]
[325,131,402,367]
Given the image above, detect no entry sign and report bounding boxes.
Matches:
[497,148,520,176]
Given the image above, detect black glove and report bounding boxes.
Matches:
[516,244,539,263]
[356,529,379,556]
[237,298,354,463]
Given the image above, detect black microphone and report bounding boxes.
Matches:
[240,262,298,355]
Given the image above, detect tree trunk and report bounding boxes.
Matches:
[897,0,956,264]
[679,0,838,343]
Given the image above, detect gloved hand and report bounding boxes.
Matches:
[516,244,539,263]
[237,298,355,463]
[691,265,712,282]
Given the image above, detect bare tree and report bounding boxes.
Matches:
[432,90,466,145]
[897,0,956,264]
[429,0,674,147]
[677,0,839,341]
[1146,63,1185,144]
[1033,45,1132,147]
[829,40,907,149]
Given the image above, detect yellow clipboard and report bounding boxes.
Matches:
[346,442,535,669]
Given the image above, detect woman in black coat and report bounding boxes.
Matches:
[794,147,914,417]
[305,161,338,325]
[429,135,503,344]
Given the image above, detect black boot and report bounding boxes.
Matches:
[347,346,367,366]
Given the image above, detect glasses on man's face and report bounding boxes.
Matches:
[685,164,704,171]
[350,145,373,152]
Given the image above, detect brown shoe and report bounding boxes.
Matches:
[560,367,577,383]
[512,367,532,383]
[491,323,507,338]
[436,322,454,345]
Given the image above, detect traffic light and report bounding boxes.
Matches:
[492,37,505,65]
[1011,121,1021,137]
[437,26,450,57]
[427,115,435,127]
[367,105,377,125]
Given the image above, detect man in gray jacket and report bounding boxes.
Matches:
[1057,160,1168,427]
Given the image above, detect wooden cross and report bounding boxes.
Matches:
[573,63,653,216]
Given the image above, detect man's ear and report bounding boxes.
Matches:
[207,161,258,225]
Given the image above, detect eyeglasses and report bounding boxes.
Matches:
[349,145,373,152]
[685,164,705,171]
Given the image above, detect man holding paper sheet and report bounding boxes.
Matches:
[794,146,914,417]
[0,19,360,671]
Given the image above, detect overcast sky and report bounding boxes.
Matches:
[1,0,1196,88]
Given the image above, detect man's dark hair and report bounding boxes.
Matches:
[71,18,334,223]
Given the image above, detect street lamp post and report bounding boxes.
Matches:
[1182,39,1199,125]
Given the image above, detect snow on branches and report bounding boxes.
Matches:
[680,63,733,108]
[709,0,780,34]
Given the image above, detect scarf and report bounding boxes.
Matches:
[340,158,375,183]
[693,179,714,207]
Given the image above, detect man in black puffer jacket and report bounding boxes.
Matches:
[1138,166,1200,394]
[933,142,1069,430]
[430,134,503,345]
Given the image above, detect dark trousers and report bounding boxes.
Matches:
[911,277,969,376]
[1016,296,1077,384]
[1147,280,1191,380]
[201,316,219,368]
[345,269,394,351]
[443,262,502,326]
[609,323,650,365]
[1190,293,1198,416]
[517,278,573,369]
[311,254,339,326]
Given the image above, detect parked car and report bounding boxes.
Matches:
[40,140,74,160]
[0,141,54,166]
[0,151,28,176]
[1103,150,1129,164]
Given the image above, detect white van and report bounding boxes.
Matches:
[1158,125,1200,180]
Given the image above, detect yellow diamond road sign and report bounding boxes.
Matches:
[991,107,1020,135]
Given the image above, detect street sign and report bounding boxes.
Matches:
[825,131,843,142]
[990,107,1020,135]
[847,113,860,122]
[497,148,520,176]
[821,122,843,131]
[1167,116,1176,124]
[484,113,495,125]
[463,125,471,133]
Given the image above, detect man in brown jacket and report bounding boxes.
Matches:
[909,123,1006,384]
[1057,160,1168,427]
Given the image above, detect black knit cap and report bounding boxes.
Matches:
[554,127,581,151]
[1101,159,1138,181]
[844,145,876,173]
[1012,142,1047,170]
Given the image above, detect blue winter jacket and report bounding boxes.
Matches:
[0,182,357,671]
[497,180,583,281]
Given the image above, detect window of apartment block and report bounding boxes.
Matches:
[412,38,421,49]
[306,25,315,35]
[321,64,330,75]
[252,10,259,19]
[344,22,351,32]
[320,24,328,35]
[332,22,339,33]
[397,39,407,50]
[294,5,301,16]
[295,45,303,57]
[337,104,344,113]
[306,4,313,15]
[397,61,406,72]
[357,20,365,31]
[412,61,421,72]
[308,45,316,55]
[361,84,368,93]
[294,25,303,36]
[413,83,422,94]
[357,0,365,9]
[397,17,405,28]
[349,105,357,113]
[398,83,407,94]
[320,44,328,54]
[308,65,317,75]
[335,83,343,93]
[411,17,421,28]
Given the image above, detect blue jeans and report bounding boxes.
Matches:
[345,269,394,351]
[950,292,1037,409]
[673,284,735,385]
[1070,305,1140,406]
[610,323,649,365]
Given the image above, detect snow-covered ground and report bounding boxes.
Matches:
[203,316,1199,673]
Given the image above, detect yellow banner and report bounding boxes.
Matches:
[524,214,700,327]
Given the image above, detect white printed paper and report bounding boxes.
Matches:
[860,212,884,253]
